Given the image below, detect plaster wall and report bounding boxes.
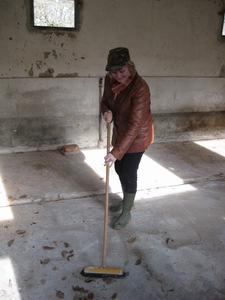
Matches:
[0,0,225,150]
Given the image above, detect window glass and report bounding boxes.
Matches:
[33,0,75,29]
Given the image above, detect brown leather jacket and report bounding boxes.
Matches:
[101,72,154,160]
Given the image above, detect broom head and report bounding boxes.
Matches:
[81,265,127,278]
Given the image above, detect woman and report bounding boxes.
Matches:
[101,47,154,229]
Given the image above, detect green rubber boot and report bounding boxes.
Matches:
[112,192,135,230]
[109,184,125,213]
[109,201,123,213]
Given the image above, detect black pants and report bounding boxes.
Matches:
[115,152,144,194]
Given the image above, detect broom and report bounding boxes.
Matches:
[81,123,126,278]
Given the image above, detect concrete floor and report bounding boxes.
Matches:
[0,139,225,300]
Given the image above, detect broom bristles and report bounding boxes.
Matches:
[81,266,127,278]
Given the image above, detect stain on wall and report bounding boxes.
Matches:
[56,73,78,78]
[28,65,34,77]
[44,52,51,59]
[52,50,58,59]
[219,65,225,77]
[39,68,55,77]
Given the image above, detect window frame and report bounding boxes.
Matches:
[31,0,79,31]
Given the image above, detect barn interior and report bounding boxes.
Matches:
[0,1,225,299]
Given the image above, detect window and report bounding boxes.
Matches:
[32,0,78,29]
[222,13,225,36]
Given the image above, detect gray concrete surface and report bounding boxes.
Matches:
[1,0,225,150]
[0,77,224,149]
[0,139,225,299]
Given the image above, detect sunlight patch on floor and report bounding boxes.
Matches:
[0,257,21,299]
[82,149,196,199]
[136,184,196,202]
[0,175,14,221]
[82,149,121,193]
[138,154,184,189]
[194,139,225,158]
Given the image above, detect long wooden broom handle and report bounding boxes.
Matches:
[102,122,111,266]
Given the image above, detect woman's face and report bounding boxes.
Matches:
[111,65,131,84]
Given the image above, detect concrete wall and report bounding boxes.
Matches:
[0,78,99,149]
[0,0,225,150]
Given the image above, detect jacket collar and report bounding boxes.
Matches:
[111,71,137,95]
